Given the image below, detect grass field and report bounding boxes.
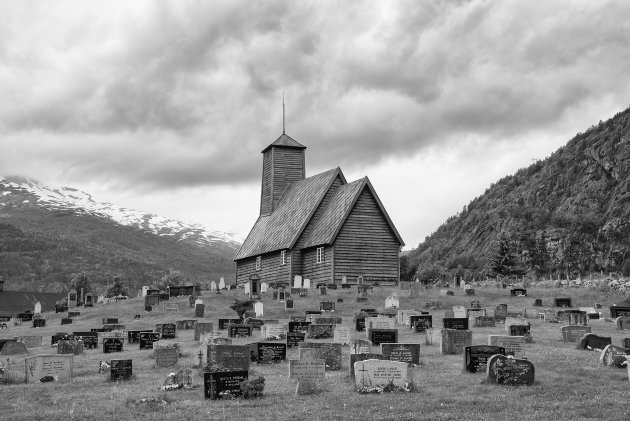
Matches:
[1,285,629,421]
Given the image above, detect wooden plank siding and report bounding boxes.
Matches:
[260,151,273,215]
[235,250,291,285]
[332,188,401,284]
[271,147,305,212]
[291,175,344,280]
[302,245,333,284]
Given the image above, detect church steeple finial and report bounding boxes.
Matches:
[282,92,285,135]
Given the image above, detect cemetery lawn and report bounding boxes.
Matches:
[1,286,630,420]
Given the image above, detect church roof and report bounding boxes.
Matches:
[234,167,343,260]
[301,177,405,248]
[0,291,64,317]
[261,133,307,153]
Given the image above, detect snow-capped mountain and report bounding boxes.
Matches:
[0,176,241,250]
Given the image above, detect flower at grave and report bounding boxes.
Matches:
[240,376,265,399]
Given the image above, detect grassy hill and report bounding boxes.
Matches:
[405,106,630,283]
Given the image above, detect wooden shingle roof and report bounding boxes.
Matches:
[261,134,307,153]
[234,168,343,260]
[301,177,405,248]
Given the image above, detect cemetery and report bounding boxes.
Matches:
[0,284,629,420]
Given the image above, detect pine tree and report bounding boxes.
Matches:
[490,233,518,278]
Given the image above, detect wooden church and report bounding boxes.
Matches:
[234,130,404,287]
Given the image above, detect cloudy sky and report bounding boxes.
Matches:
[2,1,630,249]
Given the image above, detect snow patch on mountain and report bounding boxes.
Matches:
[0,176,241,250]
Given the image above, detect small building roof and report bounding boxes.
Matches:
[301,177,405,249]
[0,291,64,317]
[261,133,307,153]
[234,168,343,260]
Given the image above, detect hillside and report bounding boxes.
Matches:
[0,177,240,293]
[405,106,630,282]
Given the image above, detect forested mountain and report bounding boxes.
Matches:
[404,107,630,283]
[0,178,240,293]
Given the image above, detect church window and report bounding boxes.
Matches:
[256,256,261,271]
[316,247,324,264]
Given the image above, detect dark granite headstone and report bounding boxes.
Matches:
[534,299,543,307]
[159,323,176,339]
[410,314,433,332]
[195,304,205,317]
[464,345,505,373]
[320,301,335,312]
[110,359,133,381]
[102,318,119,324]
[510,289,527,296]
[355,317,366,332]
[285,299,294,310]
[68,311,81,317]
[577,334,612,351]
[487,354,535,385]
[127,330,153,344]
[207,344,251,372]
[218,318,241,330]
[443,318,469,330]
[286,332,306,349]
[610,306,630,318]
[600,344,630,368]
[139,332,160,350]
[369,329,398,346]
[204,370,248,400]
[228,324,252,338]
[73,331,98,349]
[255,342,287,363]
[103,338,123,353]
[554,298,572,308]
[288,321,311,333]
[381,343,420,365]
[32,318,46,328]
[494,304,508,323]
[51,333,72,346]
[509,324,531,337]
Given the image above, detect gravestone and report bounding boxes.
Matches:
[349,353,385,377]
[510,288,527,296]
[51,333,72,346]
[319,301,335,312]
[244,283,250,295]
[286,332,306,349]
[228,324,252,338]
[204,370,248,400]
[219,277,225,290]
[577,334,612,351]
[34,301,42,315]
[443,318,469,330]
[307,324,334,340]
[354,359,409,390]
[610,305,630,318]
[289,354,326,395]
[466,308,487,319]
[475,316,496,328]
[294,275,302,289]
[410,314,433,332]
[370,329,398,346]
[534,299,543,307]
[254,302,264,317]
[260,282,268,293]
[355,315,366,332]
[67,312,80,318]
[440,329,472,355]
[494,304,508,323]
[176,320,196,330]
[303,278,311,289]
[334,326,350,345]
[509,324,531,339]
[218,318,241,330]
[25,354,73,383]
[316,316,342,325]
[210,281,217,291]
[600,345,630,367]
[289,321,311,334]
[487,354,535,386]
[255,342,287,363]
[285,299,294,310]
[381,343,420,365]
[127,330,153,344]
[319,286,327,295]
[103,338,123,353]
[18,335,43,348]
[207,344,251,372]
[110,359,133,381]
[102,318,119,324]
[158,323,176,339]
[465,345,505,373]
[410,284,421,298]
[0,341,27,355]
[261,323,286,340]
[145,295,159,307]
[562,325,592,342]
[195,304,205,318]
[452,306,466,318]
[385,295,400,309]
[366,317,396,333]
[299,342,343,371]
[616,316,630,330]
[194,323,214,342]
[33,318,46,328]
[56,340,83,355]
[155,347,179,367]
[139,332,160,350]
[554,297,572,308]
[488,335,525,358]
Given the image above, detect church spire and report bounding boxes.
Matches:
[282,92,285,135]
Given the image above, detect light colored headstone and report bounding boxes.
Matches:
[261,324,286,340]
[142,286,149,296]
[1,341,27,355]
[453,306,466,319]
[18,336,43,348]
[254,302,264,317]
[210,281,217,291]
[244,283,251,295]
[488,335,525,358]
[294,275,302,289]
[289,357,325,381]
[261,282,268,293]
[365,317,396,337]
[34,302,42,315]
[440,329,472,355]
[354,359,409,390]
[219,277,225,290]
[303,278,311,289]
[25,354,73,383]
[334,326,350,345]
[195,299,203,307]
[385,296,400,309]
[342,275,347,284]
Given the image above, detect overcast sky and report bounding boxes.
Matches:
[2,0,630,249]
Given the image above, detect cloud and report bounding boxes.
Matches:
[2,0,630,194]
